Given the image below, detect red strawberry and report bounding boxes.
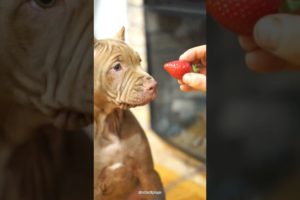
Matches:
[206,0,300,35]
[164,60,201,80]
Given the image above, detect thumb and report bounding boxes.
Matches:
[254,14,300,66]
[182,73,206,92]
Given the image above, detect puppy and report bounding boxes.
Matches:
[94,27,165,200]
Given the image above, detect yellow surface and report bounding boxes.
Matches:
[155,164,206,200]
[131,106,206,200]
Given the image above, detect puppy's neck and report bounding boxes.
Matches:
[94,107,124,140]
[94,104,116,117]
[94,93,117,116]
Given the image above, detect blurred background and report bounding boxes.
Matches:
[95,0,206,199]
[207,13,300,200]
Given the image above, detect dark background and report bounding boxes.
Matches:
[207,14,300,200]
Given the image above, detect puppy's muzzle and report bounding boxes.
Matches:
[142,76,157,102]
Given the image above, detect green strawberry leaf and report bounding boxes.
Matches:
[280,0,300,13]
[191,64,202,73]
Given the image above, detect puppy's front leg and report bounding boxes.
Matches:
[133,142,165,200]
[137,168,165,200]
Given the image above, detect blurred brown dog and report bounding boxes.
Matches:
[94,27,165,200]
[0,1,93,199]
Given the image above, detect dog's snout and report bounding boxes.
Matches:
[145,79,157,92]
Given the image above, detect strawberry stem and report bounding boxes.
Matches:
[280,0,300,13]
[192,64,202,73]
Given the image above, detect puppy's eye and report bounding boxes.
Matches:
[113,64,122,71]
[34,0,56,8]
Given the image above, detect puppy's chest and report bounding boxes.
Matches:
[94,132,142,199]
[94,112,143,169]
[95,131,142,170]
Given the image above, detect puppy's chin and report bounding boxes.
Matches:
[117,90,157,110]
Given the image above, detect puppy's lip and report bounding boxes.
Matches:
[150,88,157,99]
[117,88,157,109]
[118,97,155,109]
[140,92,157,105]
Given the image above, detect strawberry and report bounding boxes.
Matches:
[206,0,300,35]
[164,60,201,80]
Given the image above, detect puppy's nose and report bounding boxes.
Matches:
[145,79,157,92]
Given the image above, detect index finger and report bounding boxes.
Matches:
[238,36,259,51]
[179,45,206,66]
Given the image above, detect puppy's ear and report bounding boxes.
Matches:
[115,26,125,41]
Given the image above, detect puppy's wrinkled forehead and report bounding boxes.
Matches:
[94,39,141,68]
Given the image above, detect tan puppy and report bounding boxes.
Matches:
[94,27,165,200]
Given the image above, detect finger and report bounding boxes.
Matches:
[245,49,288,73]
[178,80,184,85]
[182,73,206,92]
[238,36,259,51]
[180,85,195,92]
[254,14,300,66]
[180,84,202,92]
[179,45,206,66]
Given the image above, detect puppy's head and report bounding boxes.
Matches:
[94,27,157,110]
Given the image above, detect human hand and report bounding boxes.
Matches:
[238,14,300,72]
[178,45,207,92]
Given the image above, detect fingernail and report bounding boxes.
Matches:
[254,16,281,51]
[183,73,201,86]
[179,52,187,60]
[182,73,191,84]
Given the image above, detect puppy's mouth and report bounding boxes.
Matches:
[117,83,157,110]
[118,99,154,110]
[117,96,156,109]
